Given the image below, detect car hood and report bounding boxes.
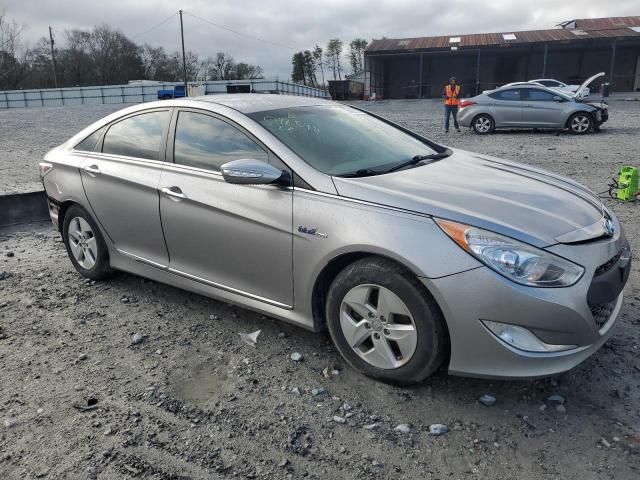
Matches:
[331,149,607,247]
[572,72,604,98]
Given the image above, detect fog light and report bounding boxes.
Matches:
[482,320,576,353]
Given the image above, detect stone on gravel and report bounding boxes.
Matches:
[333,415,346,424]
[78,353,87,361]
[291,387,301,396]
[479,394,496,406]
[311,388,325,397]
[364,423,380,430]
[556,404,566,413]
[6,251,14,257]
[290,352,303,362]
[0,271,10,280]
[394,424,411,434]
[601,438,612,448]
[239,330,261,347]
[546,394,566,405]
[131,332,144,345]
[429,424,449,436]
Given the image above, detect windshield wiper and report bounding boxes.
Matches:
[384,151,451,173]
[338,168,383,178]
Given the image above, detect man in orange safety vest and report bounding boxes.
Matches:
[443,77,461,132]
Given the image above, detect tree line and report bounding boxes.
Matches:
[0,12,263,91]
[291,38,367,87]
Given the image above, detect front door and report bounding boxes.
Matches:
[520,88,567,127]
[80,109,171,267]
[159,109,294,308]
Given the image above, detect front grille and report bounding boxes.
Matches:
[590,300,616,330]
[594,249,622,277]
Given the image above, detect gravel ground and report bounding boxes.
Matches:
[0,104,124,195]
[1,98,640,479]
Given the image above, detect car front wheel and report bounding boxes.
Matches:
[326,257,448,383]
[568,112,593,134]
[63,205,112,280]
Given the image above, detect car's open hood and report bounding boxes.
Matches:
[572,72,605,98]
[331,149,607,247]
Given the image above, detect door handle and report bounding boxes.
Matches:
[160,186,187,200]
[83,165,101,176]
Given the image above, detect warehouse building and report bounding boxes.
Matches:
[364,16,640,99]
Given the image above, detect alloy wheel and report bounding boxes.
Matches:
[339,284,418,370]
[67,216,98,270]
[475,116,492,133]
[571,115,590,133]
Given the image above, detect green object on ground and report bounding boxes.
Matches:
[616,166,638,202]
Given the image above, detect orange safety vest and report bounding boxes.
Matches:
[444,84,461,106]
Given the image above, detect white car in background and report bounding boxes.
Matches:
[530,79,590,98]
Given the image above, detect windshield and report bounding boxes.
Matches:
[248,105,439,176]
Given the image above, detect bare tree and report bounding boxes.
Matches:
[348,38,368,74]
[312,45,325,88]
[326,38,344,80]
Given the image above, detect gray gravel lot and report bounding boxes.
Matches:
[0,98,639,479]
[0,104,124,195]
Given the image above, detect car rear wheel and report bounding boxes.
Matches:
[568,112,593,134]
[63,205,112,280]
[472,114,495,134]
[326,257,448,383]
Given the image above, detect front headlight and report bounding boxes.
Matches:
[436,219,584,287]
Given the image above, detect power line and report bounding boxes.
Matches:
[183,11,296,51]
[131,11,179,40]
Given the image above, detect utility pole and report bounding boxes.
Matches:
[179,10,188,97]
[49,26,58,88]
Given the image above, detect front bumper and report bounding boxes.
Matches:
[424,233,630,379]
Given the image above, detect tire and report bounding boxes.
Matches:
[567,112,593,134]
[471,114,495,134]
[62,205,112,280]
[325,257,448,383]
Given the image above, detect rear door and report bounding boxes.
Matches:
[487,89,523,126]
[159,108,294,308]
[80,109,171,267]
[521,88,567,127]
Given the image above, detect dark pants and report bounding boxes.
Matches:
[445,105,459,131]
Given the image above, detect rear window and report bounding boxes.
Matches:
[102,111,170,160]
[74,127,106,152]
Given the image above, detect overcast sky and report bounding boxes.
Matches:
[3,1,639,79]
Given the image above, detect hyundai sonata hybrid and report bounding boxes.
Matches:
[40,94,630,382]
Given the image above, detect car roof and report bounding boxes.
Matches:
[188,93,333,113]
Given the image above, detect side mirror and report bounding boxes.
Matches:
[552,96,564,102]
[221,159,289,186]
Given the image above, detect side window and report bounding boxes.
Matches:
[526,89,557,101]
[174,111,269,172]
[102,111,170,160]
[74,127,106,152]
[490,89,521,101]
[540,80,558,87]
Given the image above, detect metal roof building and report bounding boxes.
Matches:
[364,16,640,98]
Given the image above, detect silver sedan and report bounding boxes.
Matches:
[459,73,607,134]
[40,94,630,382]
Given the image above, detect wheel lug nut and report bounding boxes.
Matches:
[373,333,380,339]
[383,329,390,335]
[380,316,386,323]
[367,312,374,318]
[364,322,371,329]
